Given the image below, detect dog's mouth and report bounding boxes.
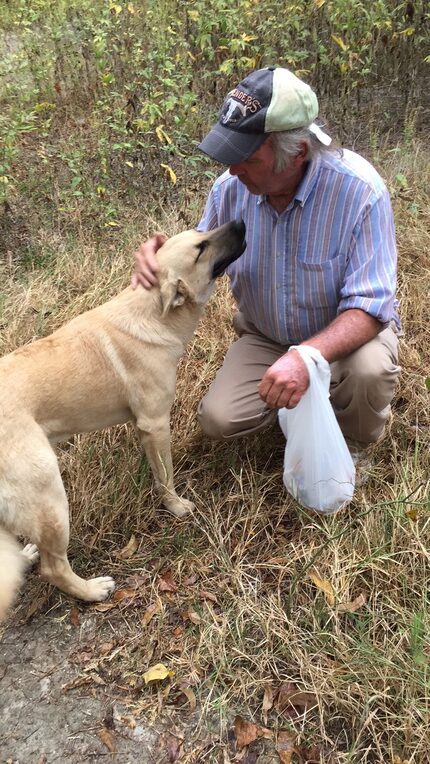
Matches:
[211,220,246,279]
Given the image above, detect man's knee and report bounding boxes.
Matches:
[197,395,277,441]
[197,396,235,440]
[331,333,400,416]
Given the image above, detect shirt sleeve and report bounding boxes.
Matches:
[338,189,397,325]
[196,183,220,232]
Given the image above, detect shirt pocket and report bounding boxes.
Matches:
[295,255,345,309]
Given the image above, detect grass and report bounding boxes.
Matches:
[1,134,429,762]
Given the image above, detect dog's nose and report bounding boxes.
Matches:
[232,219,246,238]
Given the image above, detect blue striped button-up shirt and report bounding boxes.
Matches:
[198,148,399,345]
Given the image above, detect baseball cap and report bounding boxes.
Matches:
[198,66,332,165]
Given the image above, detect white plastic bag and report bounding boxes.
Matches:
[278,345,355,514]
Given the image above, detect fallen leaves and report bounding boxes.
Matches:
[337,592,367,613]
[234,716,272,749]
[309,572,335,606]
[143,662,174,684]
[276,730,297,763]
[97,727,116,753]
[115,534,139,559]
[159,570,179,593]
[275,682,317,717]
[141,600,161,626]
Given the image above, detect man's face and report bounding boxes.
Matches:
[228,137,306,198]
[228,139,277,195]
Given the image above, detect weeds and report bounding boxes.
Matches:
[0,2,429,761]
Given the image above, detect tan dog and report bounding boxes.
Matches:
[0,220,246,622]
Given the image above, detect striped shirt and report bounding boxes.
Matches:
[198,148,399,345]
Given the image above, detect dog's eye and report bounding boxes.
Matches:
[195,240,209,261]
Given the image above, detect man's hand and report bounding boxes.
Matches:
[258,349,309,409]
[131,232,167,289]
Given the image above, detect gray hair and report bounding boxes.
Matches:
[269,126,333,172]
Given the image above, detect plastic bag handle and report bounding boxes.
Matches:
[288,345,331,393]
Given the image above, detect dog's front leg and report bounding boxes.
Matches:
[136,416,194,518]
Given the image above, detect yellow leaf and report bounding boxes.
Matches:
[143,662,174,684]
[406,508,418,521]
[110,3,122,14]
[141,601,161,627]
[188,9,199,20]
[160,163,177,185]
[115,534,138,559]
[314,0,326,6]
[125,160,134,168]
[155,126,172,145]
[332,34,348,51]
[309,572,335,606]
[127,2,135,12]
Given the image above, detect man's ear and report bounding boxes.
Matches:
[160,277,194,317]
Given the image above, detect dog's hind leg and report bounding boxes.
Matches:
[20,438,115,603]
[36,480,115,602]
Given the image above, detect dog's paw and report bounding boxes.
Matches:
[85,576,115,601]
[22,544,40,567]
[164,496,195,518]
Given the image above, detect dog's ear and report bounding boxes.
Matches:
[160,277,195,317]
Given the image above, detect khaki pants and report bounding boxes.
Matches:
[197,313,401,446]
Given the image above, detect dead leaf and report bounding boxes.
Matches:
[262,684,274,724]
[295,743,322,763]
[143,662,174,684]
[275,682,317,716]
[337,592,367,613]
[233,716,272,750]
[178,684,197,711]
[309,572,335,606]
[93,601,117,612]
[181,607,201,624]
[199,589,218,603]
[141,600,161,626]
[276,730,297,763]
[93,587,136,612]
[173,626,183,637]
[159,571,179,593]
[116,534,139,559]
[167,733,183,761]
[234,716,259,749]
[112,587,136,603]
[97,727,116,753]
[184,573,199,585]
[69,607,80,626]
[99,641,116,656]
[36,756,47,764]
[62,674,93,692]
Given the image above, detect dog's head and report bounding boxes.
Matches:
[156,220,246,317]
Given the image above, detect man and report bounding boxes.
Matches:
[133,66,401,468]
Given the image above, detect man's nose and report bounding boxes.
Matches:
[229,163,244,176]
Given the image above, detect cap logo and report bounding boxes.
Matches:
[221,89,262,126]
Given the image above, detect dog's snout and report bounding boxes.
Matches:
[211,220,247,279]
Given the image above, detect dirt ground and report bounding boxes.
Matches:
[0,603,171,763]
[0,590,280,764]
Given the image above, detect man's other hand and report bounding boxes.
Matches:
[131,232,167,289]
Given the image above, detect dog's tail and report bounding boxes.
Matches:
[0,527,25,623]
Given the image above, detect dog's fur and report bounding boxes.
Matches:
[0,221,246,622]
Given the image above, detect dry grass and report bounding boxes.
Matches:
[1,144,429,763]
